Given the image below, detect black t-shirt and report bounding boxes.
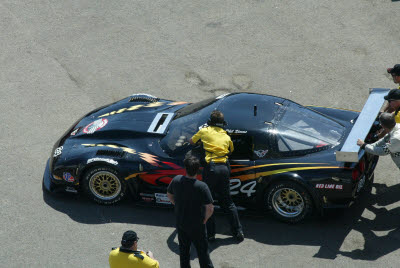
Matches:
[167,175,213,232]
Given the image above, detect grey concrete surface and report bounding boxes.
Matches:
[1,0,400,267]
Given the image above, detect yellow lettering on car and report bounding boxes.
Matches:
[144,102,164,108]
[116,108,127,114]
[127,104,144,111]
[97,102,168,118]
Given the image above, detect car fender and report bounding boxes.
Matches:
[256,172,322,212]
[77,159,122,183]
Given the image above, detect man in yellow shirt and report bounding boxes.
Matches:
[109,230,159,268]
[190,110,244,242]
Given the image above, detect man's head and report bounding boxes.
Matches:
[379,113,396,130]
[209,110,226,127]
[121,230,139,249]
[183,155,200,177]
[384,89,400,110]
[387,64,400,84]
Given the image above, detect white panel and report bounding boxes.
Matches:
[336,88,390,162]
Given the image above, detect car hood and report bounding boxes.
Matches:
[66,97,189,139]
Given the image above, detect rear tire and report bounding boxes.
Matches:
[83,166,126,205]
[266,181,313,223]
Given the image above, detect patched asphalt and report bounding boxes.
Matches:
[1,0,400,267]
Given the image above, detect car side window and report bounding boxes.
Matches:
[272,102,344,156]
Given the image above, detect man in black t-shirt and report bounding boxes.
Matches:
[167,156,214,268]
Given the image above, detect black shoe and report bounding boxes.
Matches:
[235,231,244,242]
[207,235,216,242]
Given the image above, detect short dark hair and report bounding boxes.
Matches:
[210,110,225,125]
[121,230,138,248]
[379,113,396,129]
[184,156,200,177]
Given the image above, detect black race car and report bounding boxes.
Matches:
[43,91,383,223]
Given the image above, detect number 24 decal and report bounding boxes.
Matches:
[230,179,256,197]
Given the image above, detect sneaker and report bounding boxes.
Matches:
[235,231,244,242]
[207,235,216,242]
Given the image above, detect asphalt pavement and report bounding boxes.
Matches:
[1,0,400,267]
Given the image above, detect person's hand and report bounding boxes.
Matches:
[357,139,365,147]
[146,251,154,259]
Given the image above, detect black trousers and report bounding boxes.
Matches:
[203,163,242,237]
[177,226,214,268]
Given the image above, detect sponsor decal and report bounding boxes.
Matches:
[65,187,78,193]
[83,119,108,134]
[87,158,118,165]
[315,183,343,190]
[155,193,171,204]
[63,172,75,182]
[53,146,63,157]
[140,193,155,202]
[70,128,79,136]
[226,129,247,134]
[254,149,268,158]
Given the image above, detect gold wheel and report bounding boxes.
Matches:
[272,187,304,218]
[89,171,121,200]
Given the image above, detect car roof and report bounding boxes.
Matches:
[217,93,286,130]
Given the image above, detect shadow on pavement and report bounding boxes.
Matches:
[43,182,400,260]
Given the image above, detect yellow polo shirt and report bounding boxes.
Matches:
[109,248,159,268]
[191,126,234,163]
[395,111,400,123]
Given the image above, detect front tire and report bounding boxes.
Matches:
[266,181,313,223]
[83,166,126,205]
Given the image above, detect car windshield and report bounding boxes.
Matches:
[274,102,345,153]
[160,98,219,155]
[173,97,218,120]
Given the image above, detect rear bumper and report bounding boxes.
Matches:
[319,170,375,212]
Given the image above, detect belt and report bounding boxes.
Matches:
[207,162,227,165]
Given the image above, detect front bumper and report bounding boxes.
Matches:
[42,158,78,194]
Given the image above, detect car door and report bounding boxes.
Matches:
[228,134,256,203]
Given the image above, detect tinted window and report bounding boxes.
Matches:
[230,135,254,159]
[274,102,344,154]
[174,97,218,120]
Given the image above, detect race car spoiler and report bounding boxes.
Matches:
[335,88,390,162]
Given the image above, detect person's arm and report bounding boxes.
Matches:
[357,136,391,156]
[167,192,175,205]
[228,139,234,155]
[202,183,214,224]
[377,128,389,139]
[167,179,175,205]
[190,129,203,145]
[143,251,159,268]
[203,203,214,224]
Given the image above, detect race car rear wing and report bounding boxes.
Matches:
[335,88,390,162]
